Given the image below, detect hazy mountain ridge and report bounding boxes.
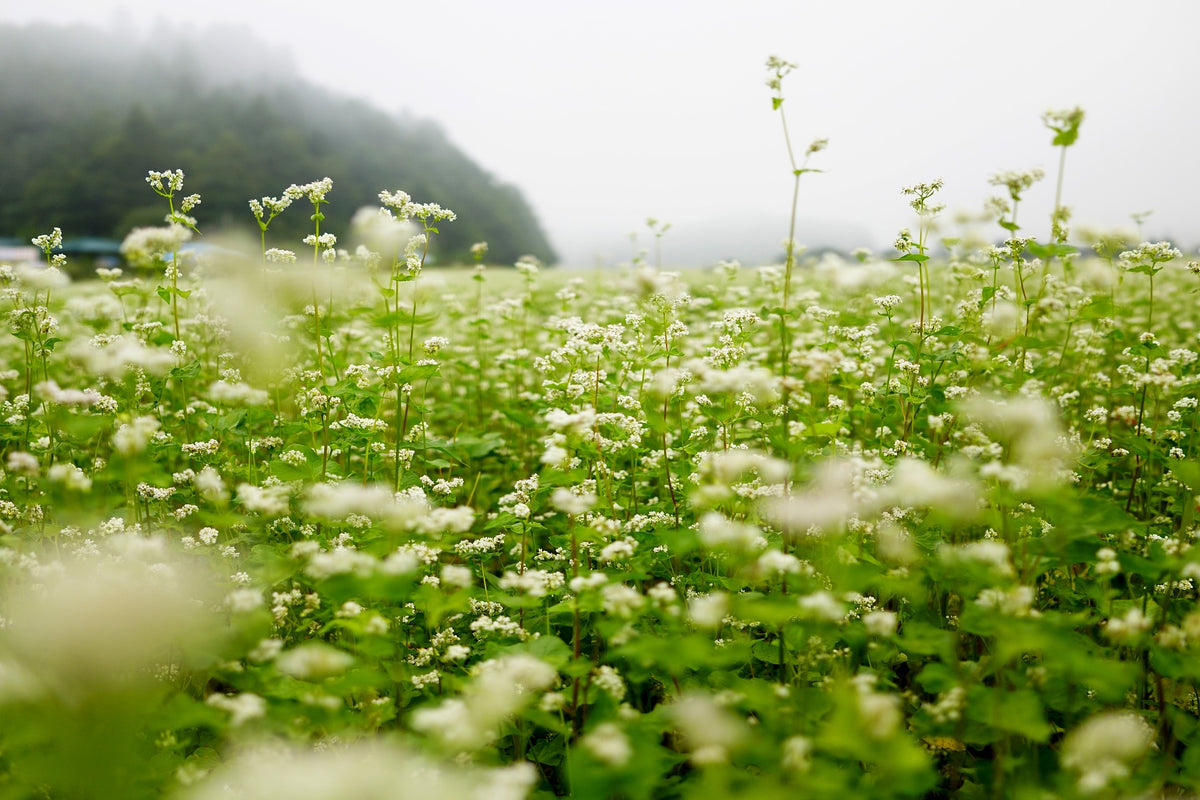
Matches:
[0,22,557,264]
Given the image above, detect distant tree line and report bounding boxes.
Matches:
[0,23,557,266]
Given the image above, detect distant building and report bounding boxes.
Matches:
[0,236,123,265]
[0,238,37,263]
[60,238,122,259]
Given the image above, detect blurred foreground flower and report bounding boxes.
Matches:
[960,394,1074,491]
[1060,711,1153,793]
[410,653,558,752]
[1,534,223,697]
[0,534,227,799]
[177,740,536,800]
[670,693,748,766]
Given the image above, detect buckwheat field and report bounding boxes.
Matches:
[2,59,1199,800]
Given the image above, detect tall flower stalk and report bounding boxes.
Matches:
[1120,241,1182,513]
[987,168,1044,361]
[377,189,456,490]
[286,177,335,376]
[248,193,294,269]
[891,180,943,439]
[766,55,826,448]
[1042,106,1085,246]
[470,242,489,423]
[145,169,201,342]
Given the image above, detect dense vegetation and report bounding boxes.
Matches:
[0,23,556,266]
[3,54,1200,800]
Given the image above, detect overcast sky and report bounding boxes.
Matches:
[4,1,1198,266]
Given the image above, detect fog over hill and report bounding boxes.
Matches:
[0,22,557,265]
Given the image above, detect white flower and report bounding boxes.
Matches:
[598,536,638,562]
[175,741,535,800]
[275,643,354,680]
[303,482,398,520]
[305,548,378,580]
[205,692,266,726]
[782,736,812,772]
[960,394,1074,487]
[209,380,269,406]
[797,590,845,623]
[5,451,38,474]
[862,610,898,637]
[47,463,91,492]
[601,583,645,618]
[3,542,220,693]
[697,511,765,551]
[31,226,63,252]
[76,336,175,377]
[499,569,563,597]
[1104,607,1152,643]
[857,688,902,739]
[582,722,632,767]
[878,457,979,519]
[237,483,292,517]
[226,588,262,614]
[412,654,557,751]
[544,407,596,435]
[591,664,626,701]
[443,644,471,663]
[285,177,333,203]
[1061,711,1153,793]
[195,466,229,504]
[687,592,728,629]
[975,586,1036,617]
[764,458,876,536]
[440,564,473,588]
[551,487,596,515]
[696,448,789,487]
[939,540,1014,577]
[755,549,802,576]
[119,224,192,268]
[671,693,746,765]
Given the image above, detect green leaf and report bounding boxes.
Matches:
[1127,263,1163,277]
[759,305,796,320]
[528,734,566,766]
[914,662,959,693]
[900,620,955,660]
[519,634,575,668]
[1052,128,1080,147]
[168,359,201,379]
[966,687,1051,742]
[751,638,782,664]
[456,432,505,459]
[1170,461,1200,492]
[213,409,247,432]
[1028,241,1079,260]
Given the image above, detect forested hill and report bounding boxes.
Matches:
[0,22,557,265]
